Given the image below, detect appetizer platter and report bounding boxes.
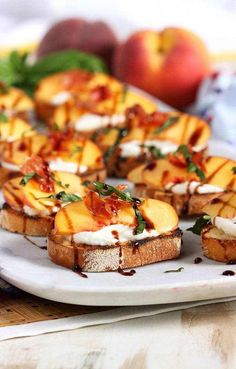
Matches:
[0,59,235,306]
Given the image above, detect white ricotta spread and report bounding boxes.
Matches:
[119,140,206,158]
[165,181,224,195]
[49,159,77,174]
[51,91,71,106]
[73,224,159,246]
[119,140,179,158]
[1,161,20,171]
[212,216,236,237]
[23,205,52,217]
[75,113,125,132]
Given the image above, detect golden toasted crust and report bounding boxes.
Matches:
[0,205,54,236]
[47,229,182,272]
[133,184,230,216]
[201,225,236,263]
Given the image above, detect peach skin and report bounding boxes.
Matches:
[113,27,210,109]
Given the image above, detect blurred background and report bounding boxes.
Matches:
[0,0,236,144]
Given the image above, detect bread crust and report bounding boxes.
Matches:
[201,225,236,263]
[0,204,54,236]
[133,184,232,216]
[47,229,182,272]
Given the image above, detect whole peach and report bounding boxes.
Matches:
[113,28,210,109]
[37,18,118,68]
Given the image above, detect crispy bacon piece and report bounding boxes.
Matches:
[125,104,171,129]
[21,155,54,192]
[168,153,187,168]
[84,190,126,225]
[192,151,206,172]
[90,85,111,102]
[48,128,75,151]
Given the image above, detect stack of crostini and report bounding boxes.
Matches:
[0,69,235,274]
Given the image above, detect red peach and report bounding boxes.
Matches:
[37,18,118,68]
[112,28,210,109]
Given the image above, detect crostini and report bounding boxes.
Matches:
[0,155,86,236]
[34,69,157,132]
[128,148,236,216]
[188,192,236,262]
[95,104,211,178]
[47,181,182,273]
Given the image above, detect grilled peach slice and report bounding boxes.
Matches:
[22,172,86,212]
[0,116,36,143]
[142,160,193,189]
[2,177,24,209]
[80,140,103,168]
[140,198,178,234]
[54,201,100,234]
[2,134,49,168]
[127,164,146,184]
[205,157,236,190]
[0,87,33,113]
[54,195,179,236]
[202,193,236,219]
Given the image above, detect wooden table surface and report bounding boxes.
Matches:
[0,300,236,369]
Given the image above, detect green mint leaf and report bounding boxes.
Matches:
[187,215,211,235]
[19,172,37,186]
[177,145,206,181]
[232,167,236,174]
[0,50,107,96]
[155,116,179,134]
[0,112,8,123]
[164,267,184,273]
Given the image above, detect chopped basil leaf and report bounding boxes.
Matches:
[104,128,128,163]
[47,191,81,203]
[19,172,37,186]
[83,180,91,187]
[70,145,82,156]
[164,267,184,273]
[134,206,146,234]
[0,112,8,123]
[155,116,179,134]
[187,215,211,235]
[232,167,236,174]
[176,144,205,181]
[144,145,165,159]
[177,144,192,159]
[55,180,70,189]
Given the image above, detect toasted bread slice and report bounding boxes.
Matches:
[48,229,182,272]
[0,204,54,236]
[201,225,236,262]
[133,184,227,216]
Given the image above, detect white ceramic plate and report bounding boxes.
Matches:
[0,139,235,306]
